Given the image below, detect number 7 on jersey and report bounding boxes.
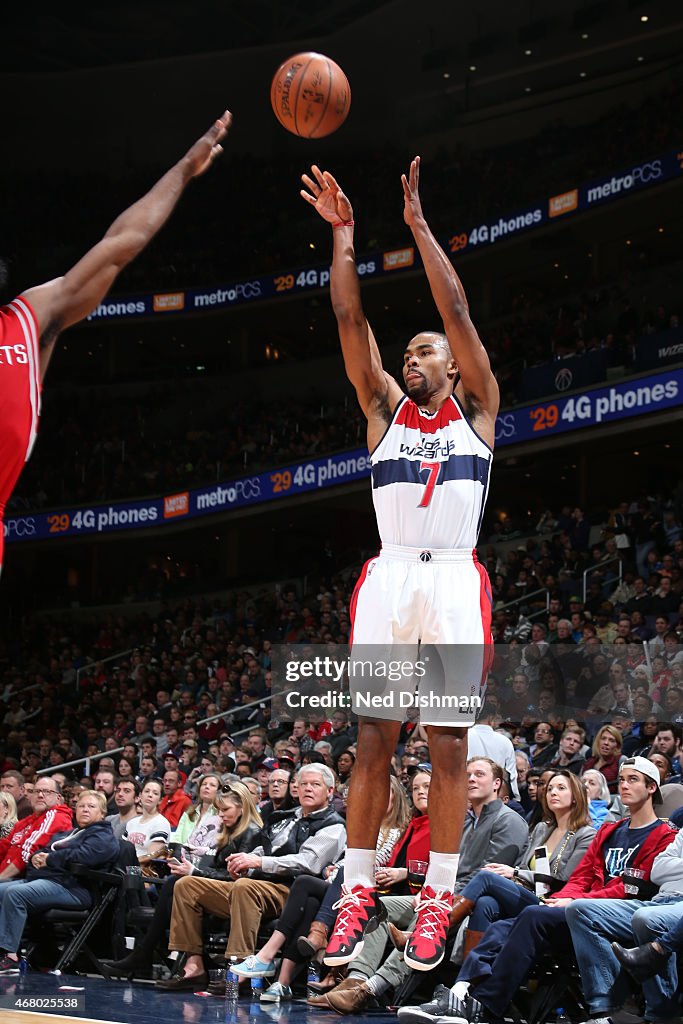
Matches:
[418,461,441,508]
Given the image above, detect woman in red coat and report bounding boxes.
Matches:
[581,724,623,793]
[374,767,431,895]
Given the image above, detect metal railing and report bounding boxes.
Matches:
[75,648,135,691]
[36,746,127,779]
[582,556,623,603]
[36,692,275,778]
[495,587,550,622]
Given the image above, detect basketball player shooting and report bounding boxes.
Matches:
[0,111,231,576]
[301,157,499,971]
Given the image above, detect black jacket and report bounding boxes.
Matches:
[24,820,120,906]
[194,822,264,881]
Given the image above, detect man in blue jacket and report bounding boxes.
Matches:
[0,790,119,974]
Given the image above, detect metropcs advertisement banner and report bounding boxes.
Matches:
[84,146,683,323]
[5,368,683,545]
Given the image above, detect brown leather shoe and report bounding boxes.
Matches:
[388,922,410,952]
[326,980,373,1015]
[156,970,208,992]
[448,896,476,930]
[298,920,330,958]
[306,977,364,1008]
[307,991,335,1008]
[307,965,348,993]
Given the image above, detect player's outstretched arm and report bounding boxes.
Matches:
[301,166,401,424]
[402,156,499,418]
[22,111,232,381]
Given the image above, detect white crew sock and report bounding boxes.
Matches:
[452,981,470,1001]
[425,851,460,893]
[343,848,376,888]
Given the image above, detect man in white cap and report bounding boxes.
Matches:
[566,757,681,1024]
[400,757,678,1024]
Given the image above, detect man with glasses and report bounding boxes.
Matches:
[259,769,293,827]
[0,779,72,881]
[529,722,558,768]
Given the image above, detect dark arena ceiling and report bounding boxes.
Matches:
[5,0,683,78]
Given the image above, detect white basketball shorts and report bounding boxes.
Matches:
[348,543,493,726]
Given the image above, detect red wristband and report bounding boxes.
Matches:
[333,219,354,228]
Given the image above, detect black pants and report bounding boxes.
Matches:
[274,875,328,962]
[133,874,178,962]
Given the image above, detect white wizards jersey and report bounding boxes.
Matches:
[370,394,492,550]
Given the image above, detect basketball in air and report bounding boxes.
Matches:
[270,52,351,138]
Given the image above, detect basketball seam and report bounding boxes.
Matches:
[310,57,333,138]
[292,56,313,137]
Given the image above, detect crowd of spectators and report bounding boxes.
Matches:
[0,489,683,1006]
[0,489,679,770]
[8,395,366,513]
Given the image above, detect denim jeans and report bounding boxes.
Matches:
[652,897,683,952]
[467,905,569,1018]
[566,895,683,1020]
[0,879,83,953]
[460,870,540,931]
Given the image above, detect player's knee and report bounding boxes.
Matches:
[428,729,467,766]
[356,721,399,760]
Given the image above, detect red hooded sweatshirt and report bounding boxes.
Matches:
[0,803,74,875]
[555,817,677,901]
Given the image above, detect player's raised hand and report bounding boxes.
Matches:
[402,155,424,227]
[301,166,354,224]
[183,110,232,178]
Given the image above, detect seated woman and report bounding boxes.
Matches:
[525,767,555,829]
[171,772,222,856]
[123,779,171,865]
[231,775,411,1002]
[0,791,119,973]
[446,771,594,956]
[102,781,263,979]
[582,767,625,827]
[334,750,355,790]
[580,724,623,793]
[0,793,18,840]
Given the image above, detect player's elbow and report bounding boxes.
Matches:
[332,303,365,329]
[104,226,151,269]
[445,301,470,325]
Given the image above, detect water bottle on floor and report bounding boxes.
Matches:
[225,957,239,1001]
[250,975,263,1000]
[307,960,321,993]
[556,1007,571,1024]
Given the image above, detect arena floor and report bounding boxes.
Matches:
[0,970,400,1024]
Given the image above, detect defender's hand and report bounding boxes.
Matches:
[183,111,232,179]
[301,166,354,224]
